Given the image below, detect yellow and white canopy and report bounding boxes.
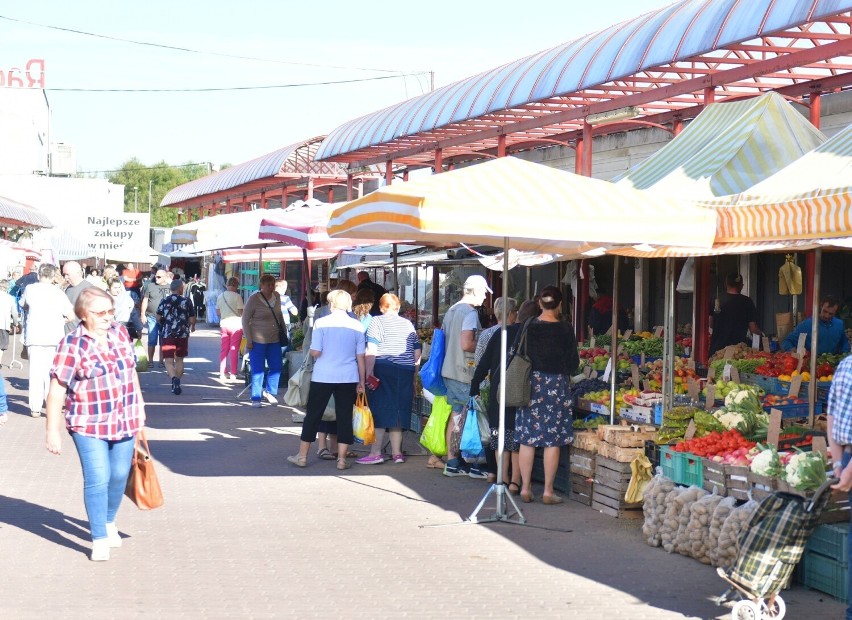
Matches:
[328,156,717,254]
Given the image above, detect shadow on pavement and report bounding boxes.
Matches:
[0,494,91,555]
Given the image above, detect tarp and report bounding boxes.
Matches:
[170,208,287,246]
[258,200,384,251]
[327,156,718,253]
[616,92,826,199]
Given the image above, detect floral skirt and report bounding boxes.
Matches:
[514,371,573,448]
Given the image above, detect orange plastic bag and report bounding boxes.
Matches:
[352,393,375,445]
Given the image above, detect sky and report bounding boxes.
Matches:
[3,0,672,176]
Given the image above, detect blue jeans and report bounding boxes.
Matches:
[443,377,470,413]
[248,341,283,401]
[0,372,7,413]
[71,433,136,540]
[146,314,161,347]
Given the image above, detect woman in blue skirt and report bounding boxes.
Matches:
[357,293,422,465]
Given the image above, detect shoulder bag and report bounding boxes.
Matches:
[260,292,289,347]
[504,319,533,408]
[124,430,164,510]
[284,353,313,408]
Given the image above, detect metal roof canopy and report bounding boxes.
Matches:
[160,136,379,212]
[315,0,852,169]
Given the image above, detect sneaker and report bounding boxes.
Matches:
[30,410,41,418]
[90,538,110,562]
[229,374,237,382]
[286,454,306,467]
[172,377,182,395]
[263,391,278,405]
[0,413,7,426]
[106,523,122,548]
[393,454,406,464]
[251,401,262,408]
[356,454,384,465]
[468,466,489,480]
[443,459,467,477]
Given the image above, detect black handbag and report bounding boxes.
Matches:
[504,319,533,408]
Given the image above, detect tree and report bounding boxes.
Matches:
[107,160,215,227]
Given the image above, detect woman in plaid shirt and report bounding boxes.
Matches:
[45,287,145,562]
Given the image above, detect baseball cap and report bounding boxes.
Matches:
[464,274,492,293]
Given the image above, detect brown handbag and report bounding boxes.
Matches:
[125,430,164,510]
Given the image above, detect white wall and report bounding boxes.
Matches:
[0,89,49,175]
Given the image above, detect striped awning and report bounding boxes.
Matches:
[328,156,718,254]
[615,92,825,198]
[715,123,852,242]
[0,195,53,229]
[170,208,288,246]
[221,246,338,264]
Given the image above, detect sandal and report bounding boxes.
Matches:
[426,456,445,469]
[507,482,520,496]
[317,448,335,460]
[333,450,357,459]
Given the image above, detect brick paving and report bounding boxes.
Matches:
[0,324,845,619]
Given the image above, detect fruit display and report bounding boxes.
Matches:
[702,381,764,401]
[671,429,755,459]
[708,356,768,377]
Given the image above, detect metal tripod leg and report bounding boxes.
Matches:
[8,330,22,369]
[468,482,526,524]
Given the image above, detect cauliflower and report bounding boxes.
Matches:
[784,453,806,488]
[713,408,745,430]
[750,446,783,477]
[784,451,829,491]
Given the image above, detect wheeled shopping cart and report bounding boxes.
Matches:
[715,478,837,619]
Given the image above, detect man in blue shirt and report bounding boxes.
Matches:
[781,294,850,355]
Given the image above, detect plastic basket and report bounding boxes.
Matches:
[739,372,784,395]
[801,550,849,603]
[806,524,848,565]
[659,446,703,487]
[762,401,824,419]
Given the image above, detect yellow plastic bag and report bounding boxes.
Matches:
[352,393,375,445]
[419,395,452,456]
[625,454,653,504]
[779,256,803,295]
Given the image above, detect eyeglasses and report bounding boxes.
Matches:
[90,309,114,318]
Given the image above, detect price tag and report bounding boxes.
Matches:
[752,333,761,349]
[796,333,807,357]
[767,409,782,447]
[730,366,741,384]
[602,357,613,382]
[590,370,598,380]
[704,384,716,411]
[808,380,816,402]
[723,346,736,360]
[616,343,624,356]
[723,363,733,381]
[796,353,805,372]
[653,326,664,337]
[643,379,651,392]
[762,336,771,353]
[788,374,803,397]
[589,335,596,349]
[588,326,594,343]
[687,359,695,370]
[631,364,640,388]
[812,435,828,457]
[640,352,646,366]
[687,377,699,401]
[605,325,613,336]
[684,420,697,440]
[583,366,592,378]
[623,329,633,340]
[707,365,716,380]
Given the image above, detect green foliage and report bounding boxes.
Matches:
[106,159,218,228]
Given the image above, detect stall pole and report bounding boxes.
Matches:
[808,248,822,427]
[431,267,440,327]
[392,243,399,296]
[663,258,676,412]
[468,236,525,524]
[609,256,620,424]
[413,265,419,327]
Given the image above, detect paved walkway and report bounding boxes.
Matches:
[0,325,845,619]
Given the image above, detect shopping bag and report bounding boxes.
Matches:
[134,338,149,372]
[418,328,447,395]
[124,430,164,510]
[352,393,375,445]
[625,454,653,504]
[284,356,313,408]
[419,395,451,456]
[460,397,484,462]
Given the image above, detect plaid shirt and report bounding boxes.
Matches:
[50,322,143,440]
[827,355,852,444]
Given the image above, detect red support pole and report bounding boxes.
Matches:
[346,173,353,201]
[673,118,683,136]
[385,161,393,185]
[574,138,583,175]
[306,178,314,200]
[261,191,266,210]
[703,86,715,105]
[434,148,443,174]
[809,91,822,129]
[581,122,593,177]
[497,134,506,158]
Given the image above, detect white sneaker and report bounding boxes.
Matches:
[263,391,278,405]
[251,401,262,408]
[106,522,122,548]
[90,538,110,561]
[229,374,238,382]
[30,410,41,418]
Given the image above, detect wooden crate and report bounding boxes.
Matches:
[725,465,751,501]
[747,471,777,501]
[774,481,851,524]
[569,447,596,477]
[702,458,727,496]
[591,455,643,519]
[597,442,644,463]
[601,425,658,447]
[573,431,600,453]
[569,472,594,506]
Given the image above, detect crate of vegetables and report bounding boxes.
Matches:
[762,394,824,418]
[739,372,784,395]
[777,430,827,452]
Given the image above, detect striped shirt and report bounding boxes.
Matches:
[828,356,852,444]
[50,322,143,440]
[366,312,421,367]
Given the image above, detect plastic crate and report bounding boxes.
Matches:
[778,379,833,403]
[659,446,703,487]
[644,440,660,469]
[778,430,828,452]
[762,401,824,419]
[739,372,784,395]
[801,550,849,603]
[806,524,848,565]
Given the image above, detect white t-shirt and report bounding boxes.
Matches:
[21,281,73,347]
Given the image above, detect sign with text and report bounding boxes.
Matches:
[74,213,151,255]
[1,59,45,88]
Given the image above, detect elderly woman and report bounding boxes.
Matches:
[242,273,287,408]
[216,277,244,382]
[45,287,145,561]
[287,289,365,471]
[514,286,579,505]
[107,277,136,337]
[356,293,421,465]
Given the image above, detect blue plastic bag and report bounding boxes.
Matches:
[460,397,484,462]
[418,328,446,395]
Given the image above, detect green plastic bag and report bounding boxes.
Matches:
[419,395,452,456]
[134,338,149,372]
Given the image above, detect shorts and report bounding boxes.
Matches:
[161,337,189,359]
[443,377,470,412]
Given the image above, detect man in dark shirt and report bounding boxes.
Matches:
[356,271,387,316]
[709,273,762,356]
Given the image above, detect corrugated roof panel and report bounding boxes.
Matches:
[0,195,53,228]
[315,0,852,162]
